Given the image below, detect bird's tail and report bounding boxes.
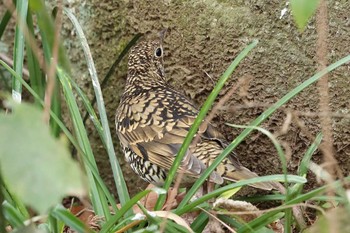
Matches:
[223,164,279,191]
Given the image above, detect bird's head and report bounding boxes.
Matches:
[127,36,166,85]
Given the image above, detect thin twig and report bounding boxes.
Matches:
[214,202,326,220]
[316,0,342,182]
[0,53,29,78]
[43,1,63,123]
[198,206,237,233]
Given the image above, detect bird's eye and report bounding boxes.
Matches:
[155,47,162,57]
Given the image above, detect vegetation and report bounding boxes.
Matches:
[0,0,349,232]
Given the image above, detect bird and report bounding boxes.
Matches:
[115,33,276,191]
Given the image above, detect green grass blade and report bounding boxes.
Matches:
[298,133,323,177]
[137,202,193,233]
[190,212,209,232]
[47,214,60,233]
[136,203,159,225]
[2,201,25,228]
[83,33,142,124]
[283,133,322,231]
[236,194,285,202]
[56,67,110,219]
[219,212,280,233]
[163,220,190,233]
[284,209,292,233]
[34,5,62,137]
[155,40,259,210]
[288,133,323,204]
[1,161,30,219]
[176,174,306,216]
[63,8,131,212]
[242,213,285,233]
[69,76,119,214]
[26,8,45,103]
[237,176,350,232]
[0,171,7,232]
[31,1,71,137]
[29,0,71,72]
[217,215,243,230]
[12,0,28,102]
[49,82,62,137]
[71,80,104,141]
[2,186,29,221]
[0,8,13,39]
[226,124,291,232]
[51,205,95,233]
[226,124,288,185]
[100,189,154,233]
[310,195,347,202]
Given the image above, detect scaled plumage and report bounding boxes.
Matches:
[115,36,276,190]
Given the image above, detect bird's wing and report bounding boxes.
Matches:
[199,122,243,168]
[116,88,223,184]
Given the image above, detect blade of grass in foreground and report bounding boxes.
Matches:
[226,124,288,186]
[175,174,306,216]
[176,53,350,211]
[0,171,5,233]
[56,67,110,219]
[0,8,13,39]
[154,40,259,210]
[51,205,95,233]
[190,212,209,232]
[2,201,25,228]
[285,133,323,203]
[298,133,323,178]
[225,124,292,233]
[100,188,164,233]
[26,8,45,103]
[12,0,28,102]
[31,1,73,137]
[82,33,142,124]
[63,8,131,212]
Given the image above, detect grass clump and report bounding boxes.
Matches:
[0,1,350,233]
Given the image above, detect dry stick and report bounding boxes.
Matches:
[43,1,63,124]
[114,220,142,233]
[0,53,30,78]
[316,0,342,180]
[214,202,326,220]
[316,2,342,233]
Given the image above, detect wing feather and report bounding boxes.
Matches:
[116,87,224,183]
